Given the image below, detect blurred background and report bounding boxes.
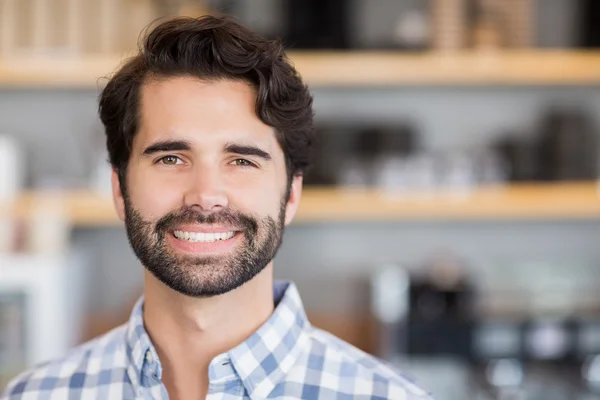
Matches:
[2,0,600,398]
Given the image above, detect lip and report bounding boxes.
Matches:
[171,224,240,234]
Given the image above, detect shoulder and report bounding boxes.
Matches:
[303,326,434,399]
[1,324,128,399]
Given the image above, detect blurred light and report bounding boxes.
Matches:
[485,358,524,388]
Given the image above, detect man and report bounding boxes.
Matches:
[2,15,432,400]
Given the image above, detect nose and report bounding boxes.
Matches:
[183,166,229,212]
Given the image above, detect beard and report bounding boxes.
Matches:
[122,193,287,298]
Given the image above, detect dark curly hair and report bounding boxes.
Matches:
[98,15,315,190]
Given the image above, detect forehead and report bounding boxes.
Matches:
[136,76,277,148]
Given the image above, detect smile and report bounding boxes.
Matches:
[173,230,237,243]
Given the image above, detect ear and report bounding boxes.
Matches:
[284,175,303,226]
[111,169,126,222]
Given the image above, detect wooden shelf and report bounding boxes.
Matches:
[297,183,600,222]
[2,51,600,88]
[289,50,600,86]
[3,183,600,226]
[8,190,120,227]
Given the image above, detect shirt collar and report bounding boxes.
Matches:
[125,280,311,399]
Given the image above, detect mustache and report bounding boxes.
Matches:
[154,206,258,236]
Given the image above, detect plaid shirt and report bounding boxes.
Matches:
[2,281,433,399]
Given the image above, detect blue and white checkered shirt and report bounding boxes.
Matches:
[2,281,432,399]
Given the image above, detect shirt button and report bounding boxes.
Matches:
[145,351,154,364]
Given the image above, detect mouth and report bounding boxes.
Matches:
[172,230,237,243]
[165,223,245,255]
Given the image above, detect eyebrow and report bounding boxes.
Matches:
[140,139,272,161]
[224,143,272,161]
[142,140,192,156]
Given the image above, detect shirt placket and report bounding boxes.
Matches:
[138,349,170,399]
[206,357,247,399]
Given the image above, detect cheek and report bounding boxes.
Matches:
[228,174,282,216]
[128,169,183,219]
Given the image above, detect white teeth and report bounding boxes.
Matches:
[173,230,236,243]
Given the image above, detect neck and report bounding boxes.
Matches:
[142,264,275,400]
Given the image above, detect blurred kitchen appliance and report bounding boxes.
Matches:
[282,0,350,49]
[370,253,476,360]
[472,316,596,399]
[370,254,477,400]
[535,108,598,181]
[577,317,600,398]
[579,0,600,48]
[302,126,340,186]
[406,253,476,360]
[493,135,538,182]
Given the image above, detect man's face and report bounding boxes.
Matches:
[111,77,302,297]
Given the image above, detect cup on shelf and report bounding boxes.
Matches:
[436,150,477,198]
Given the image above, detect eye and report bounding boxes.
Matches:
[158,155,183,166]
[231,158,255,168]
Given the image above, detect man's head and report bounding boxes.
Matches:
[98,15,314,297]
